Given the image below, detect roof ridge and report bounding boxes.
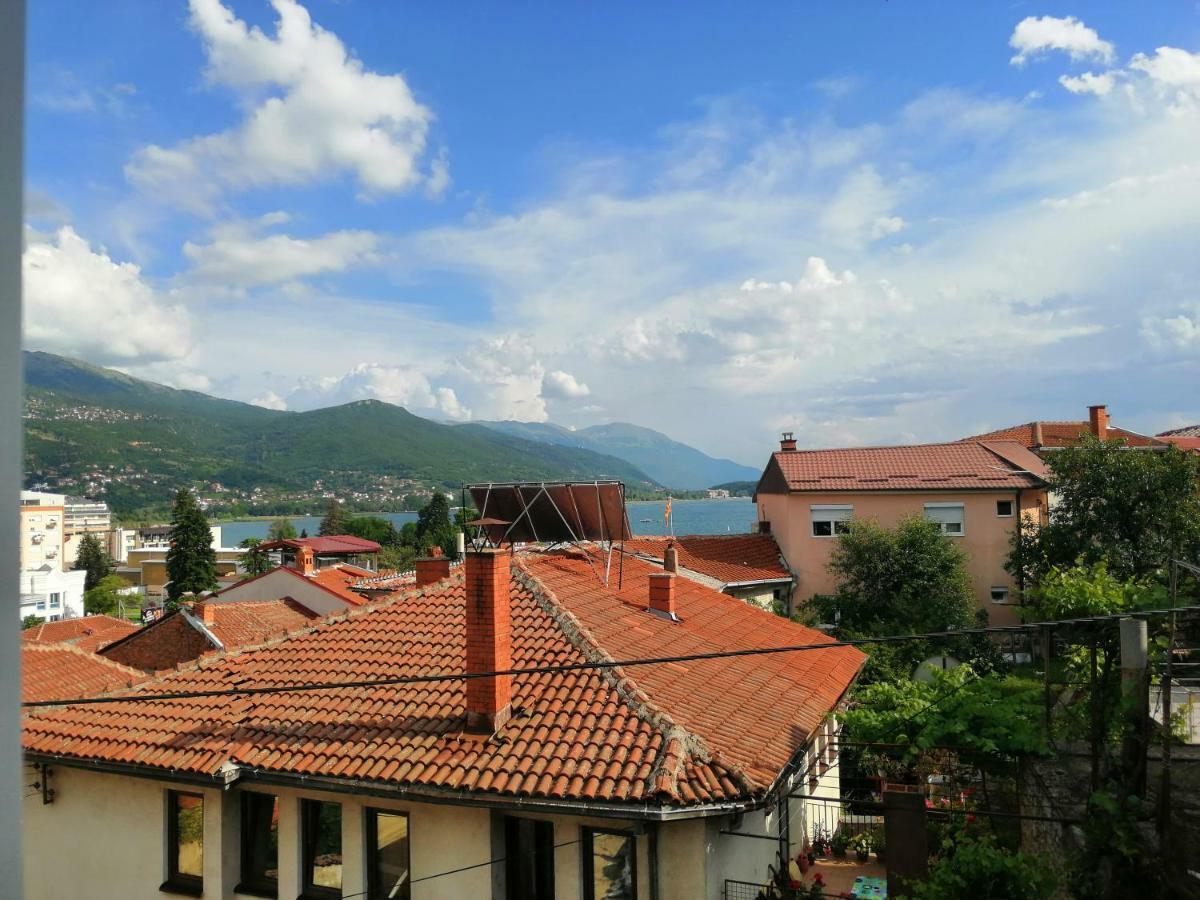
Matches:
[511,556,757,800]
[775,438,1025,455]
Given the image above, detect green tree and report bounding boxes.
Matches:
[266,518,297,541]
[342,515,400,547]
[299,527,309,538]
[318,499,348,536]
[165,488,218,607]
[415,493,457,558]
[73,532,113,591]
[238,537,271,577]
[1008,436,1200,585]
[906,837,1057,900]
[22,615,42,630]
[84,574,131,616]
[1024,562,1165,622]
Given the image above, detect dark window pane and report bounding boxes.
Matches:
[812,520,832,536]
[302,800,342,897]
[833,519,851,535]
[505,817,554,899]
[241,792,279,891]
[368,810,410,900]
[585,830,635,900]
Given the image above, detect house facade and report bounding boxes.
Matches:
[20,491,66,572]
[23,547,863,899]
[755,436,1049,625]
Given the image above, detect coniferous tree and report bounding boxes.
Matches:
[299,527,309,538]
[415,493,457,558]
[166,488,217,606]
[73,532,113,591]
[267,518,297,541]
[238,537,271,577]
[318,499,348,536]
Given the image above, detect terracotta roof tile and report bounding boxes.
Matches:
[23,551,863,810]
[22,645,145,704]
[764,440,1046,492]
[622,535,789,585]
[964,421,1164,449]
[21,615,139,652]
[204,599,319,649]
[1159,424,1200,438]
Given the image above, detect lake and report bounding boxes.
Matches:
[214,498,755,545]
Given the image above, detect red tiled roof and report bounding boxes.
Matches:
[21,615,139,652]
[214,564,372,607]
[761,441,1047,492]
[204,599,319,649]
[257,535,382,554]
[24,551,863,810]
[963,421,1164,449]
[1159,424,1200,438]
[22,645,145,704]
[622,535,790,585]
[1161,436,1200,453]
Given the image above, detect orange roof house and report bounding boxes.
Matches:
[21,614,138,653]
[22,644,145,705]
[622,534,794,610]
[962,404,1166,452]
[23,548,863,897]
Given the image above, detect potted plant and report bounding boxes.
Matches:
[850,831,874,863]
[872,827,886,863]
[831,829,849,859]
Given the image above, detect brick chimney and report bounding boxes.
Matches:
[780,431,798,452]
[1088,405,1109,441]
[295,545,316,576]
[195,600,216,626]
[464,549,512,731]
[663,542,678,574]
[415,546,451,587]
[648,572,678,621]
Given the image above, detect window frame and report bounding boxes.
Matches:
[990,586,1011,605]
[503,815,555,900]
[300,799,343,900]
[162,789,204,897]
[237,791,280,898]
[366,808,412,900]
[995,499,1014,518]
[582,827,638,900]
[810,505,853,539]
[923,502,965,536]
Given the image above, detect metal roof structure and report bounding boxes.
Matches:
[466,481,632,547]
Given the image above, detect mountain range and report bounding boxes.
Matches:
[22,351,755,517]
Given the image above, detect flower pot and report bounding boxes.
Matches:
[875,848,886,863]
[855,849,869,863]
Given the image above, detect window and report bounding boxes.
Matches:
[505,816,554,899]
[810,505,852,538]
[366,809,411,900]
[996,500,1014,517]
[583,828,636,900]
[238,792,279,897]
[35,600,45,612]
[924,503,964,535]
[49,593,60,609]
[300,799,342,899]
[990,587,1011,604]
[164,790,204,895]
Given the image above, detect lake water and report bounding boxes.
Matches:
[214,498,754,545]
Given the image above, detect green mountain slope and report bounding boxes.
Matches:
[22,351,656,517]
[478,420,760,490]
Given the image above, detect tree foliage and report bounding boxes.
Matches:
[1008,437,1200,585]
[342,515,400,547]
[1024,562,1165,622]
[238,537,271,577]
[317,499,348,536]
[73,532,113,591]
[165,488,217,606]
[266,518,297,541]
[22,615,42,630]
[415,493,457,558]
[84,574,131,616]
[906,837,1057,900]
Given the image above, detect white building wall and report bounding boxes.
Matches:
[19,567,86,622]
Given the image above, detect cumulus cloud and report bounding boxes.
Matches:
[126,0,441,212]
[1141,310,1200,351]
[23,226,192,364]
[1059,71,1115,96]
[542,369,591,400]
[250,391,288,410]
[1130,47,1200,94]
[1009,15,1114,66]
[183,215,380,285]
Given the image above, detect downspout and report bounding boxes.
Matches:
[647,821,660,900]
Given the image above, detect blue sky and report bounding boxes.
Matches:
[22,1,1200,463]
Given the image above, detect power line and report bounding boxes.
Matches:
[24,604,1200,709]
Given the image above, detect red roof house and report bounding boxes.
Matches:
[21,615,139,653]
[962,404,1166,451]
[622,534,794,609]
[22,644,145,704]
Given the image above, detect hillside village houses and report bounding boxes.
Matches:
[22,546,863,900]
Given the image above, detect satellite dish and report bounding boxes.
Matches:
[913,654,961,683]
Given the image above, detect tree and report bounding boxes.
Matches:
[73,532,113,591]
[818,516,976,634]
[299,527,308,538]
[1024,562,1164,622]
[342,515,400,547]
[908,837,1057,900]
[22,615,42,630]
[318,499,348,536]
[84,574,131,617]
[239,537,271,577]
[415,493,457,558]
[1008,437,1200,585]
[266,518,297,541]
[165,488,217,607]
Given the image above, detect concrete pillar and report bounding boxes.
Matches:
[883,787,927,897]
[1120,617,1150,793]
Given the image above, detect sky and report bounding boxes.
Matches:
[22,0,1200,465]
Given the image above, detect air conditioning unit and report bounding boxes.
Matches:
[31,534,43,544]
[46,548,58,558]
[46,519,58,528]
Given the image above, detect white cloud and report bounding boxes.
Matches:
[22,226,192,364]
[288,362,436,410]
[1009,15,1114,66]
[542,370,591,400]
[250,391,288,410]
[871,215,906,239]
[126,0,441,212]
[1059,71,1115,96]
[183,216,380,286]
[1141,309,1200,351]
[1130,47,1200,93]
